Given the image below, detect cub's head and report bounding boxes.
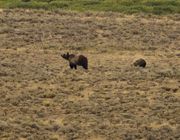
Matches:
[61,52,70,60]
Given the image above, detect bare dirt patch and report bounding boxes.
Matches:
[0,9,180,140]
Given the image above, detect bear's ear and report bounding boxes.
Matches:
[67,52,69,57]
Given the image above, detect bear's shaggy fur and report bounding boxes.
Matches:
[61,52,88,70]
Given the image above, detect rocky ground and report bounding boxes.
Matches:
[0,9,180,140]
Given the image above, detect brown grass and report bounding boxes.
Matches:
[0,9,179,140]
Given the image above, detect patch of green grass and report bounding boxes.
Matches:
[15,1,49,9]
[0,0,180,14]
[0,0,21,8]
[50,1,69,9]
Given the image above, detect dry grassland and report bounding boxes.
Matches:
[0,9,180,140]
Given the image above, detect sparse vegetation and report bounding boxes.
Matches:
[0,0,179,14]
[0,9,179,139]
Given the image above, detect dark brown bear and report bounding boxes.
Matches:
[61,52,88,70]
[133,58,146,68]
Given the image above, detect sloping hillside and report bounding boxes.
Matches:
[0,9,179,140]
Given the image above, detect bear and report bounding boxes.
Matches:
[61,52,88,70]
[133,58,146,68]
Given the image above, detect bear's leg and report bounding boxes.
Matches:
[69,63,74,69]
[83,64,88,69]
[74,65,77,69]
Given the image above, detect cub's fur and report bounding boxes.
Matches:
[133,58,146,68]
[61,52,88,69]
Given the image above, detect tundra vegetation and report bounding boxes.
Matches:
[0,1,179,140]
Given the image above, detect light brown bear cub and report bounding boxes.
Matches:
[61,52,88,70]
